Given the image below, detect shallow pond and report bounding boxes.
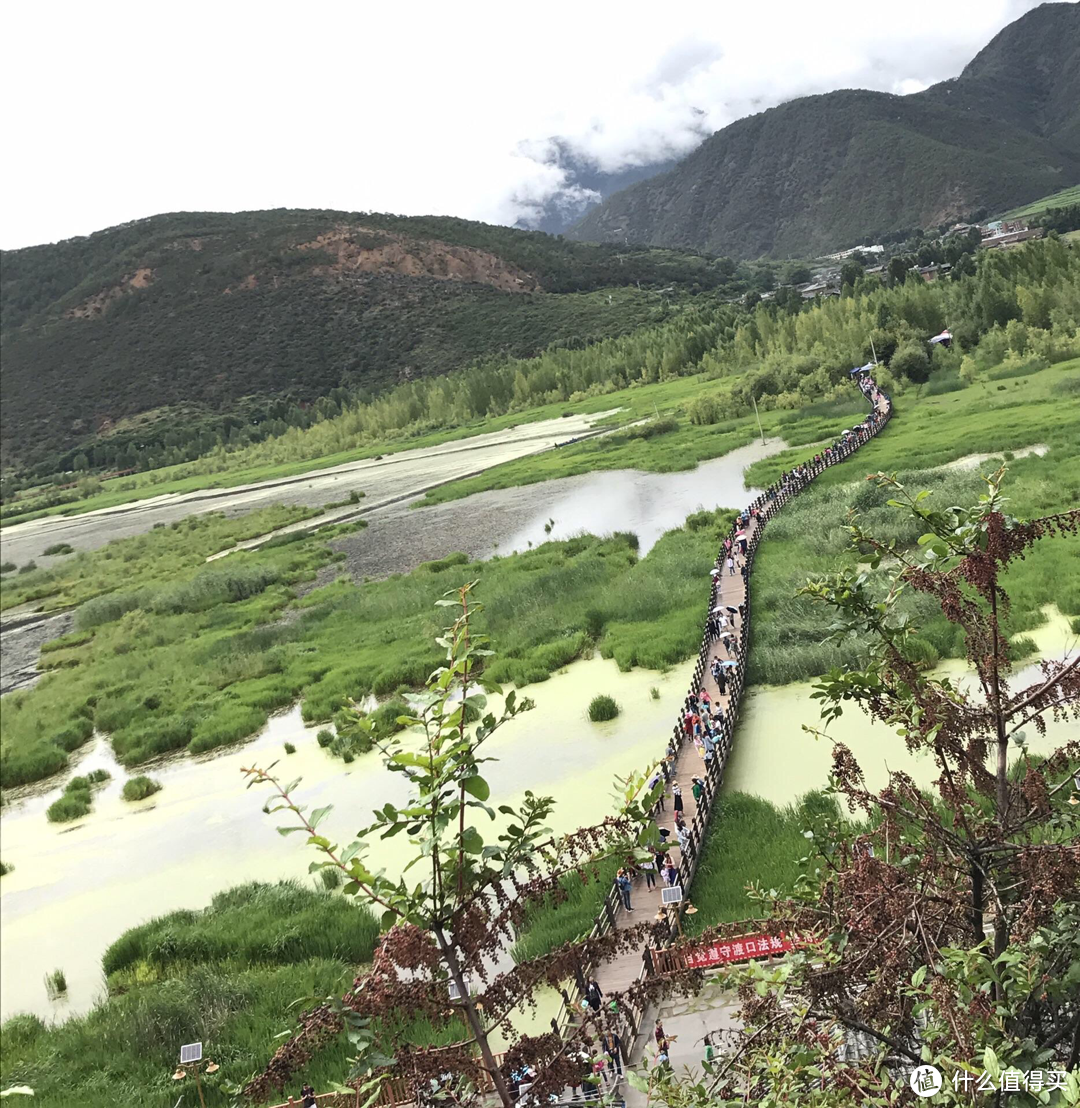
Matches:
[500,438,786,557]
[724,606,1080,805]
[0,655,693,1021]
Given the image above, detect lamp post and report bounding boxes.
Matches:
[172,1045,218,1108]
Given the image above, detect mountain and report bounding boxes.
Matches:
[0,211,732,471]
[568,3,1080,258]
[514,139,680,234]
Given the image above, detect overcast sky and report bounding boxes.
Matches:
[0,0,1047,249]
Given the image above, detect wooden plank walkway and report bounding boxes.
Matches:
[589,382,893,1015]
[594,528,754,996]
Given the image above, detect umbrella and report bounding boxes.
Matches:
[710,568,720,577]
[720,660,738,668]
[725,605,739,613]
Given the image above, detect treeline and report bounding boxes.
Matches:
[1033,204,1080,235]
[112,236,1079,485]
[1,208,790,479]
[715,235,1080,410]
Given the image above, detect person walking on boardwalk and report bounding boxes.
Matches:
[648,770,665,810]
[601,1030,623,1076]
[691,777,704,804]
[616,868,633,911]
[586,978,603,1011]
[726,555,735,576]
[672,784,683,815]
[640,853,656,889]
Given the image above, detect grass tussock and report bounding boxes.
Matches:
[121,776,161,802]
[587,695,620,722]
[511,859,619,963]
[46,770,111,823]
[102,881,378,981]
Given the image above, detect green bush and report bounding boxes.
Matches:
[101,880,378,977]
[283,742,296,754]
[18,561,38,574]
[121,776,162,801]
[316,729,334,747]
[587,694,620,722]
[46,791,92,823]
[0,860,12,876]
[43,543,75,556]
[1,561,18,573]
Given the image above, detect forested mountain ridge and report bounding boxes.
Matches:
[0,210,739,470]
[569,3,1080,258]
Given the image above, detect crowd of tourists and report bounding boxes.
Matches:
[531,378,892,1102]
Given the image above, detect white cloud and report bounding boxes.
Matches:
[0,0,1047,248]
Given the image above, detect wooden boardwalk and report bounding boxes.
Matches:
[594,530,754,998]
[588,383,893,1022]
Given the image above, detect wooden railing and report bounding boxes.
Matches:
[558,378,893,1038]
[285,379,892,1107]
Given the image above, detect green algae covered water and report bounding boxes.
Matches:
[0,655,693,1021]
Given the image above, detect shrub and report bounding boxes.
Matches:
[650,687,660,700]
[623,417,678,440]
[284,742,296,754]
[316,729,334,748]
[44,968,67,998]
[46,791,92,823]
[18,561,38,574]
[121,775,162,801]
[0,860,11,876]
[1,561,17,573]
[687,394,723,425]
[587,694,620,722]
[889,340,931,383]
[43,543,75,556]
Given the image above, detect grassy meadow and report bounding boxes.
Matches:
[745,358,1080,685]
[0,882,378,1108]
[0,506,737,790]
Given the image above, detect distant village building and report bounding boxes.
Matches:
[821,244,885,262]
[978,224,1043,249]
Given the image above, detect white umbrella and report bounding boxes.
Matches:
[710,568,720,577]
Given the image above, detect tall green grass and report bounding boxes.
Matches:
[511,859,619,963]
[121,775,161,801]
[686,791,843,933]
[1,881,383,1107]
[101,880,379,981]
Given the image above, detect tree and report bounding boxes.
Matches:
[839,260,864,291]
[888,339,931,383]
[887,256,913,287]
[641,471,1080,1106]
[240,583,674,1105]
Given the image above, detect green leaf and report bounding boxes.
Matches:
[461,775,490,801]
[911,965,927,988]
[462,827,484,854]
[277,826,307,836]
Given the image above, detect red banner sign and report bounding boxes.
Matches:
[683,932,799,968]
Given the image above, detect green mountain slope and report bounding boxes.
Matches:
[0,210,731,469]
[569,3,1080,258]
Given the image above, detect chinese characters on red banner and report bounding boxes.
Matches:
[681,932,799,968]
